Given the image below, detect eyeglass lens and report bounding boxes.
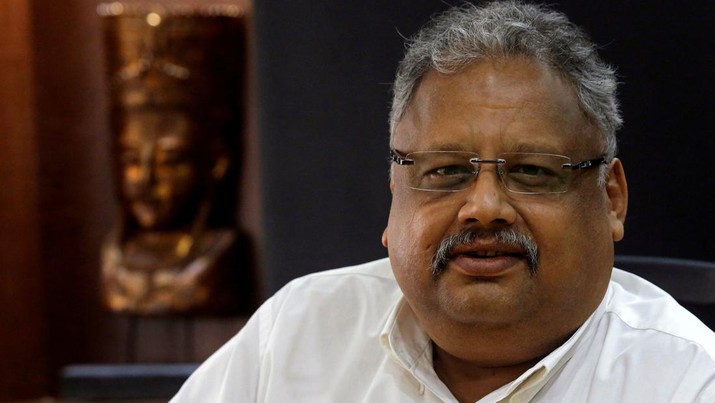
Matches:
[404,151,573,194]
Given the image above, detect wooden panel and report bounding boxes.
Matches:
[0,0,257,398]
[0,0,48,398]
[24,0,259,396]
[30,0,122,376]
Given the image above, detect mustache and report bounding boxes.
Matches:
[431,228,539,276]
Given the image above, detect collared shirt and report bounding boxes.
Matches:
[172,258,715,402]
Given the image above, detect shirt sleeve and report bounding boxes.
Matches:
[170,296,274,402]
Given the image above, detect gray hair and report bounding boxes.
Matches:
[389,1,622,162]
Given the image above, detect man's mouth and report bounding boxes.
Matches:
[463,250,516,258]
[432,228,539,276]
[448,247,529,277]
[451,253,525,277]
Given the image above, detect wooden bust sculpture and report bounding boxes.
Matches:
[99,4,250,315]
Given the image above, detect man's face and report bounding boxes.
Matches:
[119,110,202,230]
[383,57,627,359]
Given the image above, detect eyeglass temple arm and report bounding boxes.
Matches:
[390,151,414,165]
[562,157,608,170]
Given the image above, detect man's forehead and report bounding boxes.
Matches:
[392,58,600,150]
[404,66,567,112]
[416,58,577,106]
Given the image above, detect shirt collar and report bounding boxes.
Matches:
[379,285,613,402]
[379,298,454,400]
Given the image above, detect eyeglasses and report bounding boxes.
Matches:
[390,149,607,194]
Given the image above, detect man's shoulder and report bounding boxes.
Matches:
[283,257,396,292]
[605,268,715,355]
[269,257,400,311]
[539,269,715,401]
[298,257,395,281]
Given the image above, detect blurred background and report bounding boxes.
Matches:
[1,0,712,400]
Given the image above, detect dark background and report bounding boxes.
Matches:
[1,0,711,398]
[255,0,714,293]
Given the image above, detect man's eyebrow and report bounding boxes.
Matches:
[506,142,564,154]
[407,143,567,154]
[416,143,471,152]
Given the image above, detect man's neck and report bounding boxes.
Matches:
[432,342,542,402]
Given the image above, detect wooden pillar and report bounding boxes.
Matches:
[0,0,48,398]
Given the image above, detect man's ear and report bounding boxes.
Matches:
[383,176,394,248]
[605,158,628,242]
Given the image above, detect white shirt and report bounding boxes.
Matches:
[172,258,715,402]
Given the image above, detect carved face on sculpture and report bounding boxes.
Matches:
[118,109,207,230]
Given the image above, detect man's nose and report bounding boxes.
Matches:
[456,166,518,227]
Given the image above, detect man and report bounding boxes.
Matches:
[172,1,715,401]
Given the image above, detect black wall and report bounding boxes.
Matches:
[255,1,714,293]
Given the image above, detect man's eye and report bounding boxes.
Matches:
[431,165,475,176]
[510,164,555,177]
[506,164,561,189]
